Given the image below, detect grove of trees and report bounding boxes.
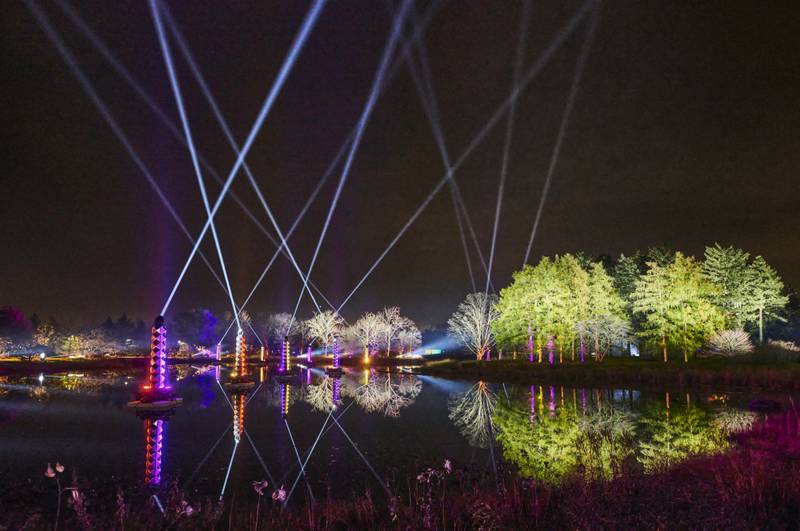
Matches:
[449,245,791,362]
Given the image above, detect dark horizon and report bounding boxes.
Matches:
[3,0,799,326]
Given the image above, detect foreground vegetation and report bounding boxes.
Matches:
[4,412,799,530]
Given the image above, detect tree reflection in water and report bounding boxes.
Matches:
[494,386,734,482]
[352,373,419,417]
[305,376,336,413]
[448,381,497,448]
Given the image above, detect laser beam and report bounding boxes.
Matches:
[163,0,326,315]
[289,0,413,323]
[394,3,494,292]
[523,1,602,265]
[159,1,324,314]
[23,0,246,318]
[486,0,531,294]
[337,0,595,312]
[150,0,241,328]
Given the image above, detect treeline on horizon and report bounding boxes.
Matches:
[1,244,797,361]
[448,244,796,362]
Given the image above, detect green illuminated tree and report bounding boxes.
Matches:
[493,263,553,353]
[745,256,788,344]
[702,244,752,328]
[576,263,629,361]
[632,253,725,362]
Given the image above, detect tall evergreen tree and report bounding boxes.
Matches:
[745,256,788,344]
[632,253,724,362]
[702,244,751,328]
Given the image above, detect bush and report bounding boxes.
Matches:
[708,330,754,356]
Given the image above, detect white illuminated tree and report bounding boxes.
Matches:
[266,312,298,342]
[448,381,497,447]
[351,312,383,355]
[397,325,422,354]
[378,307,411,357]
[305,311,344,354]
[353,373,418,417]
[305,376,336,412]
[448,292,500,360]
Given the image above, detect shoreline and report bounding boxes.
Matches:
[417,357,800,391]
[0,354,422,376]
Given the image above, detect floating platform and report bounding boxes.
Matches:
[128,397,183,412]
[225,380,256,391]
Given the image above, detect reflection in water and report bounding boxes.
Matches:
[135,408,176,487]
[353,373,419,417]
[4,367,786,501]
[233,392,246,443]
[448,381,497,448]
[305,376,336,413]
[144,416,165,486]
[493,386,734,482]
[281,383,290,417]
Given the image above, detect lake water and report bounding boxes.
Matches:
[0,365,793,505]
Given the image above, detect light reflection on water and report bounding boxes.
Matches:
[0,367,792,502]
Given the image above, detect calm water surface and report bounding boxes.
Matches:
[0,365,793,503]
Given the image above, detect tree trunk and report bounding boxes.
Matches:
[759,307,764,344]
[662,336,668,363]
[579,336,585,364]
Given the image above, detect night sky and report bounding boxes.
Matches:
[2,0,798,327]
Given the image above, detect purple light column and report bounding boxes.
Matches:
[332,338,340,369]
[144,418,164,486]
[148,316,167,390]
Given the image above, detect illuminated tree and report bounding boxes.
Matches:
[576,262,628,361]
[612,253,642,309]
[632,253,724,362]
[350,312,383,357]
[645,245,675,267]
[702,244,752,328]
[266,313,298,343]
[448,293,499,360]
[378,307,412,357]
[305,311,343,354]
[448,381,497,447]
[398,325,422,354]
[575,315,630,361]
[32,323,56,347]
[745,256,788,344]
[493,264,547,351]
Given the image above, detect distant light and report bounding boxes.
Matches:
[38,373,44,384]
[424,348,443,355]
[39,352,46,360]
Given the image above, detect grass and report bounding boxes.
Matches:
[4,412,800,530]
